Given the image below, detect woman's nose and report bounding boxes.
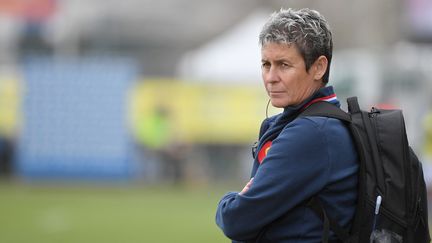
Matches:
[264,67,279,83]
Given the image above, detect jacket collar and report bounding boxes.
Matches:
[282,85,339,116]
[260,86,340,143]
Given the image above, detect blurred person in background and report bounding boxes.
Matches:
[0,137,13,178]
[216,8,359,242]
[0,76,18,179]
[134,102,186,184]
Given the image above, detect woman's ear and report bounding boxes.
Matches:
[313,56,328,81]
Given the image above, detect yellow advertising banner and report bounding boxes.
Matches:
[129,79,280,146]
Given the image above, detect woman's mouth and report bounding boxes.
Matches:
[269,91,285,96]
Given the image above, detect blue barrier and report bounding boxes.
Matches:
[16,56,138,180]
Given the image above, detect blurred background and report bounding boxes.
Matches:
[1,0,432,242]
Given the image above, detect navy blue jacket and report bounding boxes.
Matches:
[216,86,358,242]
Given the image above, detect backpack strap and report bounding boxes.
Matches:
[307,197,350,242]
[347,97,361,113]
[299,101,351,122]
[299,101,352,243]
[346,96,386,194]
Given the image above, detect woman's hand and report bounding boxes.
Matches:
[240,177,254,195]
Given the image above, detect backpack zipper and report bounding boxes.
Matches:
[369,107,380,117]
[368,108,386,194]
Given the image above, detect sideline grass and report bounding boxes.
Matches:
[0,182,231,243]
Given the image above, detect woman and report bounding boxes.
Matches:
[216,8,358,242]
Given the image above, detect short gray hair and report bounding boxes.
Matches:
[259,8,333,83]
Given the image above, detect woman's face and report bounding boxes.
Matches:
[261,42,325,108]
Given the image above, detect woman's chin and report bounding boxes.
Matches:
[270,100,287,108]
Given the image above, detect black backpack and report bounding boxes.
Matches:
[300,97,430,243]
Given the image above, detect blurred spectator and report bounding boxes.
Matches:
[135,102,186,184]
[0,76,19,178]
[0,138,13,178]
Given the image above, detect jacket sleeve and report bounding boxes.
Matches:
[215,117,331,241]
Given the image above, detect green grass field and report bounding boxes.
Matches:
[0,182,232,243]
